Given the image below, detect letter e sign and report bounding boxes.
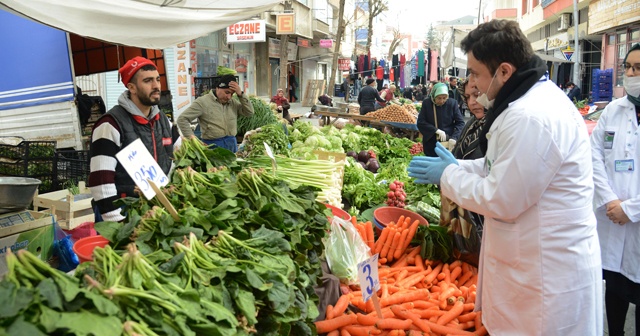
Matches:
[276,13,295,35]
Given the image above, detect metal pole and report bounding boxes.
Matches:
[452,26,455,77]
[572,0,580,85]
[477,0,482,24]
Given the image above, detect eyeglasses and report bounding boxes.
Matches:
[622,63,640,73]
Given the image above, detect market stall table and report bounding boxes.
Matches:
[315,111,378,126]
[381,121,420,140]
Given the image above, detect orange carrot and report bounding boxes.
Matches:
[397,215,405,228]
[356,313,379,326]
[333,294,352,317]
[450,266,462,283]
[421,319,475,335]
[400,220,421,252]
[379,258,388,265]
[340,329,351,336]
[315,314,358,333]
[443,264,451,283]
[439,286,456,302]
[414,255,425,271]
[467,291,476,304]
[365,221,375,250]
[389,306,431,333]
[396,269,409,282]
[475,325,488,336]
[386,231,402,261]
[380,229,396,260]
[457,312,476,323]
[326,304,335,319]
[342,325,380,336]
[327,330,340,336]
[437,300,464,325]
[474,311,482,329]
[462,274,478,288]
[357,224,367,244]
[411,309,446,319]
[412,300,437,309]
[424,264,443,284]
[380,289,431,307]
[462,303,475,312]
[351,215,358,226]
[397,270,431,288]
[381,283,390,299]
[403,216,412,230]
[456,270,473,287]
[448,260,462,270]
[394,229,410,259]
[374,227,391,255]
[375,318,413,330]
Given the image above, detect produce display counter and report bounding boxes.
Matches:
[381,121,420,140]
[316,111,377,126]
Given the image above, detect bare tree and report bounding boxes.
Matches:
[387,28,405,58]
[366,0,388,55]
[425,24,445,51]
[328,0,347,96]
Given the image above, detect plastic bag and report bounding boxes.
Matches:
[323,216,371,284]
[53,221,79,272]
[439,192,483,267]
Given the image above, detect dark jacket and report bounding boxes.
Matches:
[567,86,581,102]
[417,97,465,157]
[451,117,486,160]
[358,85,385,114]
[403,88,413,99]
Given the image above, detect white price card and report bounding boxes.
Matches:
[357,254,381,302]
[263,142,277,171]
[115,139,169,199]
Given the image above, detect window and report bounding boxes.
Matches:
[616,31,628,86]
[314,0,328,24]
[632,29,640,42]
[608,35,616,46]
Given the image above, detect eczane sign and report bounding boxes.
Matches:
[227,20,266,43]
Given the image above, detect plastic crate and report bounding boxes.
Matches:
[0,138,56,161]
[55,150,90,189]
[0,159,55,177]
[593,82,613,90]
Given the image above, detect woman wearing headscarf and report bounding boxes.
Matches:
[416,82,465,157]
[270,88,292,124]
[591,43,640,336]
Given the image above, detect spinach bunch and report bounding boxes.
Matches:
[0,250,122,336]
[342,157,387,212]
[173,137,239,172]
[237,97,279,136]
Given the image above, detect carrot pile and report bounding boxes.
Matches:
[318,216,484,336]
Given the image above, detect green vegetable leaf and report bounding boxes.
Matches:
[39,306,122,336]
[0,282,33,318]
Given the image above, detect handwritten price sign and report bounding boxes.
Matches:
[115,139,169,199]
[357,254,381,302]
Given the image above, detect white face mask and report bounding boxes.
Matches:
[476,71,498,109]
[623,75,640,98]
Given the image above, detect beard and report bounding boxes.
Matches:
[137,90,160,106]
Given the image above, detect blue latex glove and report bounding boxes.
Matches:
[408,142,459,184]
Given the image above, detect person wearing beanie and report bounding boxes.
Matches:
[176,74,254,152]
[591,42,640,336]
[416,82,464,157]
[357,77,385,115]
[88,56,174,223]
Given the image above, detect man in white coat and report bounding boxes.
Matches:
[408,19,603,335]
[591,43,640,335]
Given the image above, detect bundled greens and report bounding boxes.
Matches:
[238,123,290,158]
[342,157,387,213]
[237,97,279,136]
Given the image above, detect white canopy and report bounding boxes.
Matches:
[0,0,281,49]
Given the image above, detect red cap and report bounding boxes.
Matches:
[119,56,156,87]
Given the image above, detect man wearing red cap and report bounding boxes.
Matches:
[177,74,253,152]
[88,56,174,222]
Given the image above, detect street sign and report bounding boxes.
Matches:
[561,47,574,61]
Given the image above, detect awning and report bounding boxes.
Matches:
[0,0,281,49]
[535,52,573,63]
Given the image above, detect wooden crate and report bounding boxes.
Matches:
[33,181,94,230]
[0,210,55,238]
[313,150,347,189]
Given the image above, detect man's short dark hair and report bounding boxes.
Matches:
[130,64,158,84]
[461,20,534,74]
[566,82,575,87]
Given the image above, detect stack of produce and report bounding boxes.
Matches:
[237,97,280,136]
[248,155,346,207]
[404,103,419,118]
[288,122,344,160]
[366,105,416,124]
[410,143,424,155]
[345,149,379,173]
[386,180,407,208]
[316,216,484,335]
[237,123,290,158]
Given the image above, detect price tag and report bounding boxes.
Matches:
[263,142,277,172]
[357,254,381,303]
[115,139,169,199]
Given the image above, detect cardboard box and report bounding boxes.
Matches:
[0,224,54,276]
[33,182,94,230]
[0,210,55,238]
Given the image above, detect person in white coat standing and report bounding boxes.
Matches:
[407,20,603,335]
[591,43,640,336]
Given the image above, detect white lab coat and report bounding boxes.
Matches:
[440,79,603,335]
[591,97,640,283]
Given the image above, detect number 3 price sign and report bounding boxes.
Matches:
[115,139,169,199]
[357,254,383,318]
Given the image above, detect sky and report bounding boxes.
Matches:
[385,0,482,36]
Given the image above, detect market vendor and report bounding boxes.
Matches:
[357,78,385,115]
[451,78,485,160]
[270,88,292,125]
[176,74,254,153]
[89,56,173,223]
[416,82,464,157]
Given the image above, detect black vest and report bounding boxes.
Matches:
[107,105,173,197]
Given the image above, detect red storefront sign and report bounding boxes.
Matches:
[338,58,350,71]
